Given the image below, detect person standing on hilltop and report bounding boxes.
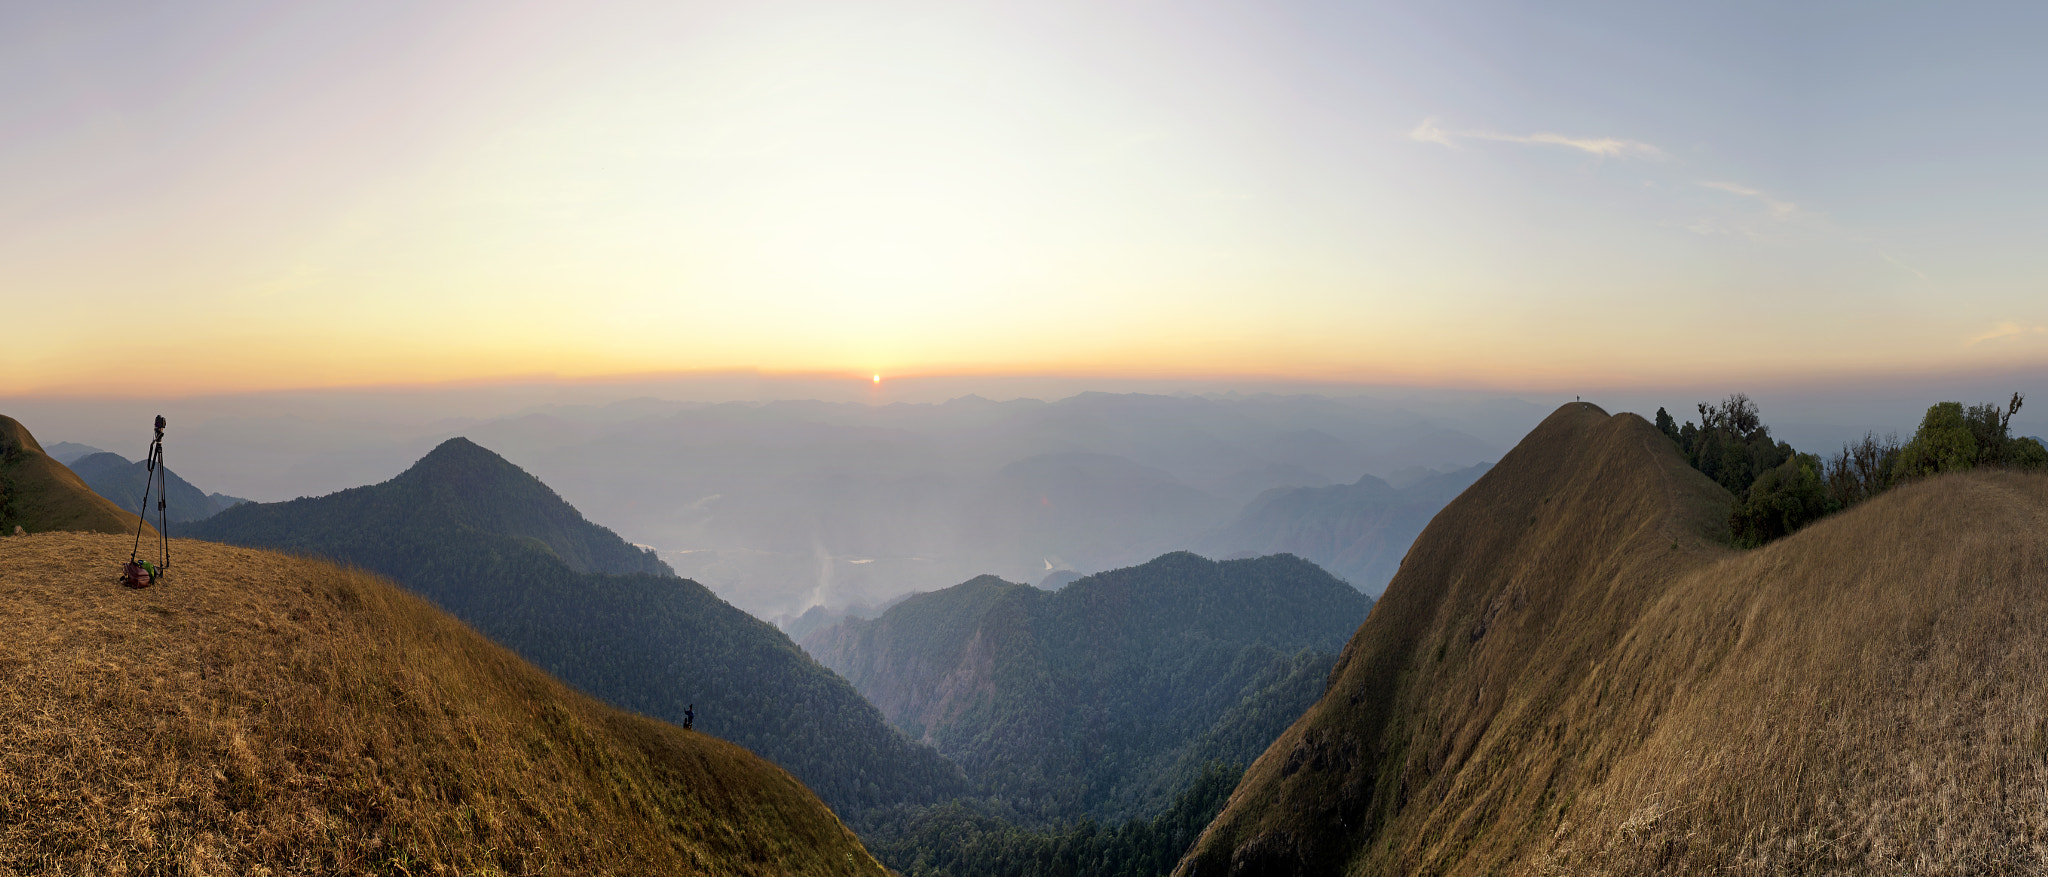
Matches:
[684,704,694,731]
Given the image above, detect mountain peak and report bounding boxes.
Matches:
[405,436,511,476]
[203,436,672,578]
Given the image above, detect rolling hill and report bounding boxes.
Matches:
[0,414,151,537]
[803,552,1374,824]
[1178,402,2048,875]
[0,531,885,875]
[188,437,969,822]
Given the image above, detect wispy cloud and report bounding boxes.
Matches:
[1407,118,1459,148]
[1880,251,1929,281]
[1967,321,2048,346]
[1409,117,1665,159]
[1698,180,1798,219]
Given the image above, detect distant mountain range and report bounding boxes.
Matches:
[67,451,250,526]
[802,552,1373,825]
[189,437,968,822]
[40,441,107,465]
[79,391,1524,619]
[1192,464,1490,595]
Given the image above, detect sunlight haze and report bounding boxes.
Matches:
[4,1,2045,394]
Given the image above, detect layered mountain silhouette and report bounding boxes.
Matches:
[190,437,967,821]
[68,451,243,527]
[802,552,1374,824]
[0,530,886,875]
[1178,402,2048,875]
[40,440,108,464]
[0,415,150,537]
[1194,464,1490,595]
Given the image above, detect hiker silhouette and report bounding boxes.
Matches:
[684,704,694,731]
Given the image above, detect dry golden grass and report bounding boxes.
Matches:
[0,532,889,877]
[1547,469,2048,874]
[0,415,153,537]
[1178,403,2048,876]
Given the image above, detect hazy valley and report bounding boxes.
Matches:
[7,391,2048,874]
[19,391,1529,620]
[12,3,2048,873]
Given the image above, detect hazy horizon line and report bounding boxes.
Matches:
[8,359,2046,407]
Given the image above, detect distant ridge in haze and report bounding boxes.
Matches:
[40,441,107,465]
[1179,402,2048,875]
[191,437,968,821]
[1194,463,1491,595]
[68,451,235,526]
[803,552,1373,824]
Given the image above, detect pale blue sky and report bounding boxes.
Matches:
[4,1,2044,394]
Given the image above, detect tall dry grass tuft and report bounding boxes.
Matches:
[0,532,888,876]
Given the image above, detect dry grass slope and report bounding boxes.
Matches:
[1177,402,2048,876]
[0,415,154,537]
[0,532,889,877]
[1549,467,2048,873]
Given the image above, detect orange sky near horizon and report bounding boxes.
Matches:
[6,3,2047,399]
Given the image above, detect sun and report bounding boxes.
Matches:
[872,374,882,384]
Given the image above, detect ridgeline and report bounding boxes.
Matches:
[0,415,152,538]
[69,450,237,527]
[1178,402,2048,875]
[805,552,1374,825]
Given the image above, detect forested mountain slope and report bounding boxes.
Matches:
[0,532,886,875]
[0,414,150,537]
[1180,402,2048,875]
[804,552,1373,824]
[190,437,968,822]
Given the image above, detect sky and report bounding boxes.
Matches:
[5,1,2047,397]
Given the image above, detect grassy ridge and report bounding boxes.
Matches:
[0,532,887,875]
[1180,402,2048,875]
[0,414,152,537]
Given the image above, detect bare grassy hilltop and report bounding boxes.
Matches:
[0,532,888,876]
[1179,402,2048,875]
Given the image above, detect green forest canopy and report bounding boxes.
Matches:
[1656,393,2046,548]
